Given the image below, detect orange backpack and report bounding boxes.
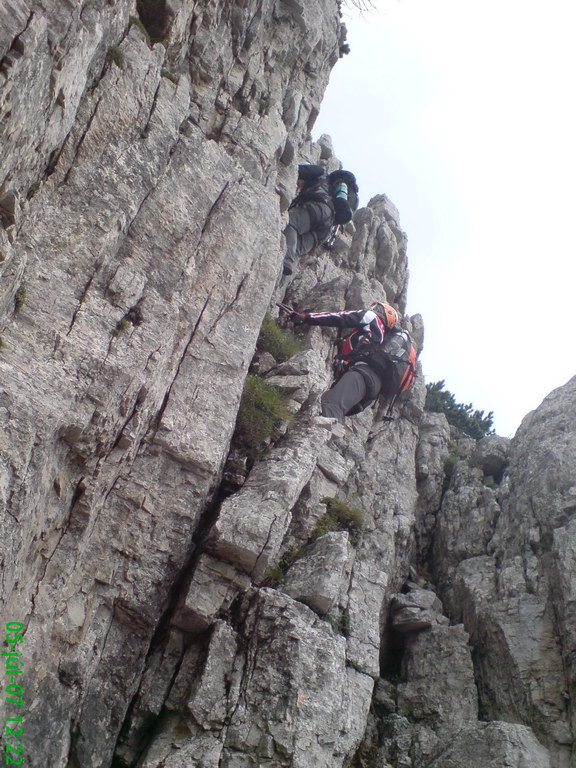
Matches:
[386,329,416,393]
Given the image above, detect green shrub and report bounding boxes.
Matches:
[263,565,284,587]
[425,380,495,439]
[323,610,350,637]
[443,454,458,486]
[14,284,27,311]
[263,545,306,586]
[235,374,291,461]
[314,497,364,546]
[26,182,41,200]
[257,315,302,363]
[115,318,130,335]
[278,546,306,572]
[442,439,471,491]
[106,46,125,69]
[161,68,179,84]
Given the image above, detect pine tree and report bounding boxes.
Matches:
[425,380,495,440]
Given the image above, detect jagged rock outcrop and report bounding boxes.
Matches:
[349,382,575,768]
[429,378,576,767]
[1,2,575,768]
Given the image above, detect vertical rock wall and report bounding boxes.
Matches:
[1,2,575,768]
[0,2,346,765]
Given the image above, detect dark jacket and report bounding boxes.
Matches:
[303,308,394,393]
[303,308,387,354]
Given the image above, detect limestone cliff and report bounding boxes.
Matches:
[0,2,574,768]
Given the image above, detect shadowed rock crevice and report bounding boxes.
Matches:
[136,0,173,45]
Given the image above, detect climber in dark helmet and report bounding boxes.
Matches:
[288,302,416,423]
[283,164,358,276]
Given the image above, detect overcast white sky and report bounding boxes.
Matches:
[313,0,575,437]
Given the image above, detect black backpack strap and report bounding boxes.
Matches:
[381,357,416,423]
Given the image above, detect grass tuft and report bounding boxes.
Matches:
[161,68,179,84]
[257,315,302,363]
[14,284,27,311]
[106,46,125,69]
[442,439,471,491]
[234,374,291,462]
[314,497,364,546]
[263,545,306,586]
[26,183,41,200]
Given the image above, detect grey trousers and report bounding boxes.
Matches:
[283,202,332,274]
[321,364,382,422]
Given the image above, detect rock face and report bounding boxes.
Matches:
[1,2,575,768]
[430,380,576,767]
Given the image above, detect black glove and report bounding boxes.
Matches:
[289,311,307,325]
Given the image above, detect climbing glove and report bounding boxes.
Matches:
[289,311,307,325]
